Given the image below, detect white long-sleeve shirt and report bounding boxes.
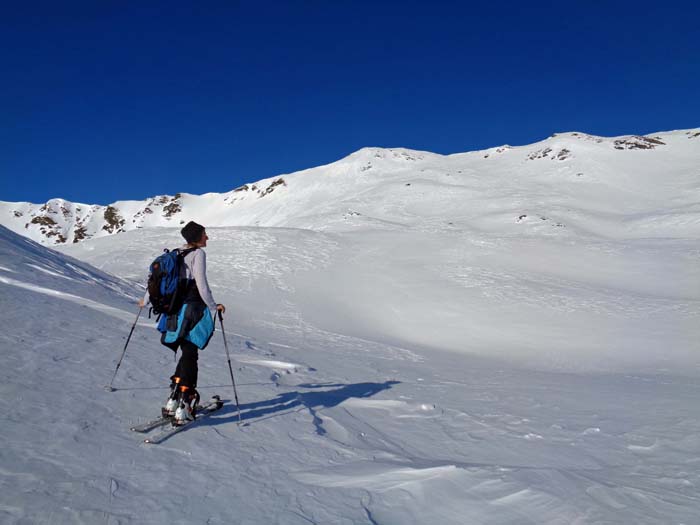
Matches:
[182,248,217,311]
[143,247,217,312]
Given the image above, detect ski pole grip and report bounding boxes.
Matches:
[217,309,223,322]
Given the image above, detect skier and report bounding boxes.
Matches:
[139,221,225,424]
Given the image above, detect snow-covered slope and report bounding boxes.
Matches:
[1,127,699,523]
[2,128,699,244]
[2,224,699,524]
[0,224,135,307]
[58,224,699,375]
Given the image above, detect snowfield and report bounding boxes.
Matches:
[1,129,699,523]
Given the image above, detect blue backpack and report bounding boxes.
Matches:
[146,247,196,315]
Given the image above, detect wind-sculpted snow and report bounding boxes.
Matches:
[0,225,136,304]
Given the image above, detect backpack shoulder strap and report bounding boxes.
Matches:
[169,247,196,258]
[175,247,198,281]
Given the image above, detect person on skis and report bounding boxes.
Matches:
[139,221,225,424]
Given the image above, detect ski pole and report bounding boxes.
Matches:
[106,306,142,392]
[218,310,243,425]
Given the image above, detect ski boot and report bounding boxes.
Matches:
[162,376,182,418]
[173,385,200,426]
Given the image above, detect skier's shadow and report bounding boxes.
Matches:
[208,380,400,426]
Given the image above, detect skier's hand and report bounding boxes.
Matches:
[138,298,145,308]
[216,304,226,314]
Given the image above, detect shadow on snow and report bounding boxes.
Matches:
[209,380,400,428]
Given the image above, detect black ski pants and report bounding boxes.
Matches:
[174,339,199,391]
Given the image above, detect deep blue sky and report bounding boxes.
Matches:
[1,1,698,205]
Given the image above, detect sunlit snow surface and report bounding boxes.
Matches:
[1,129,700,523]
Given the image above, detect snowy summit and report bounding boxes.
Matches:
[2,129,699,245]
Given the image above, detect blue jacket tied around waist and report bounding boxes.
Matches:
[158,302,215,350]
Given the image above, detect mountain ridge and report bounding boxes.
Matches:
[2,127,698,245]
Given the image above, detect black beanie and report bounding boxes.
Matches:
[181,221,205,244]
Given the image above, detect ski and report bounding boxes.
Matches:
[131,396,221,433]
[130,415,172,433]
[143,396,224,445]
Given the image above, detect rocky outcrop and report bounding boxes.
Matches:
[102,206,125,234]
[613,136,665,150]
